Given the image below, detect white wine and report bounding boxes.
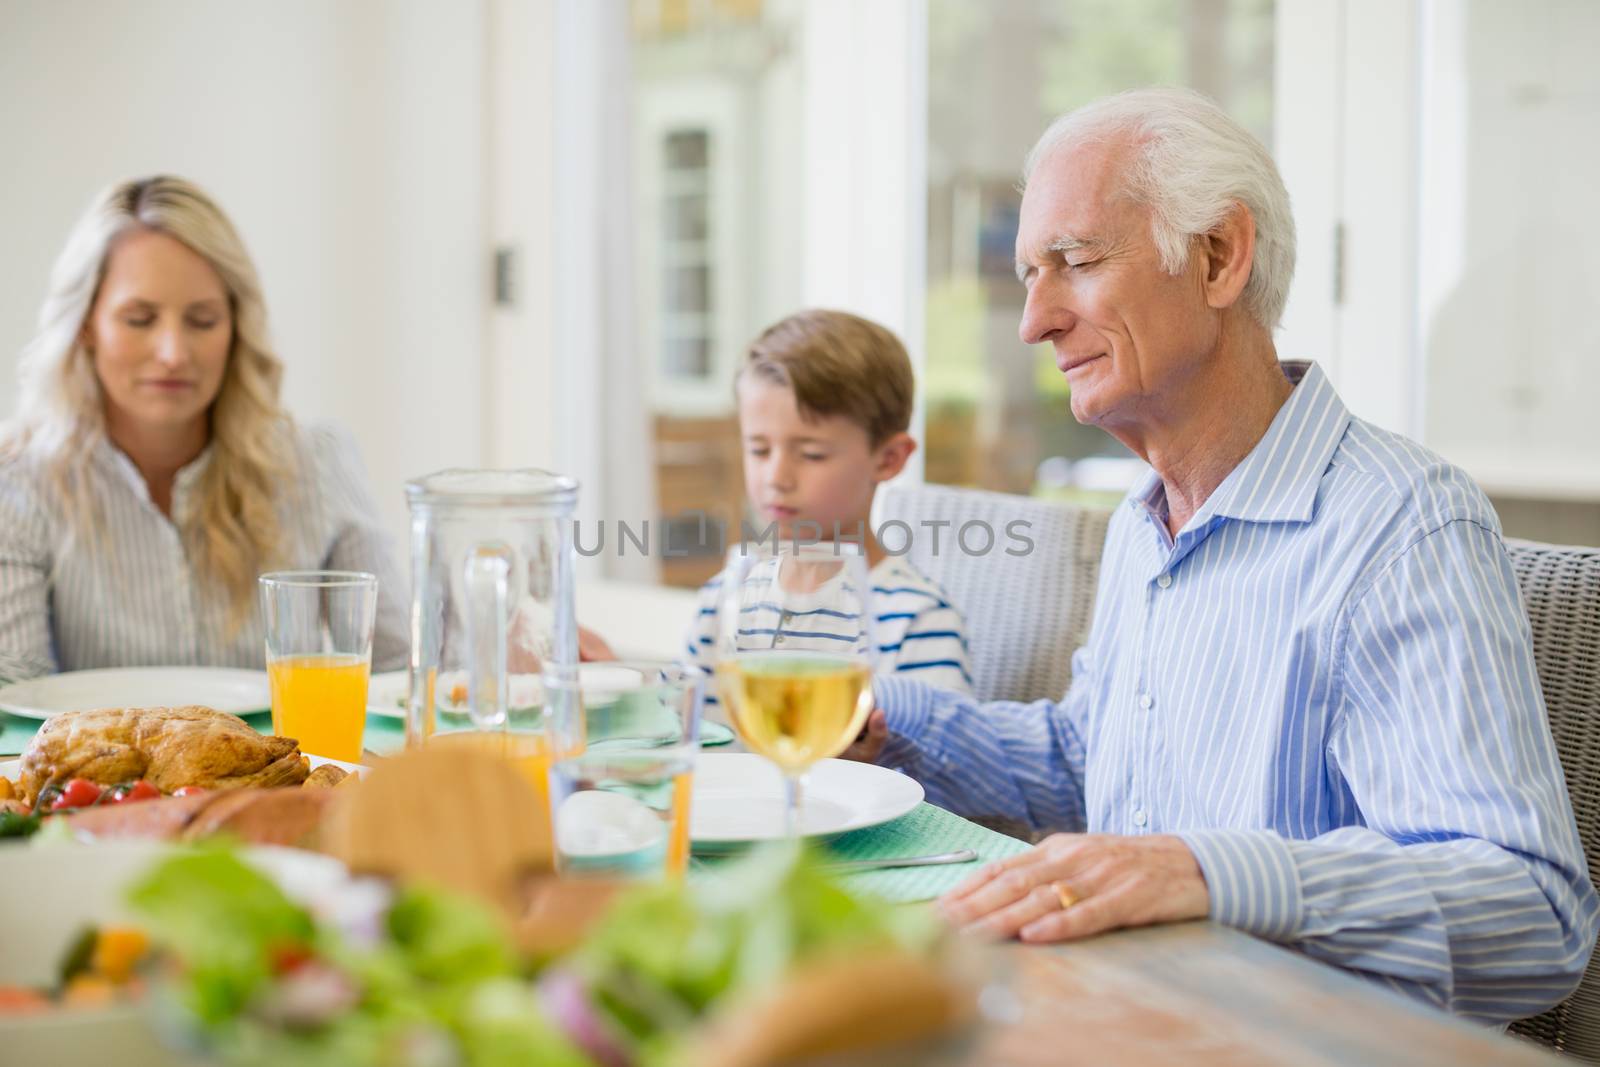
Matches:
[717,653,873,774]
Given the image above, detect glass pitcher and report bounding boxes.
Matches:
[404,470,583,780]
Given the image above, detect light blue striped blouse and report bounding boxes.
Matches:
[0,423,409,681]
[876,361,1598,1023]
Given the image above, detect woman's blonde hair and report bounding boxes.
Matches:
[5,175,298,624]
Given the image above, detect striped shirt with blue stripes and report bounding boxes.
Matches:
[875,360,1597,1023]
[684,555,973,700]
[0,423,409,681]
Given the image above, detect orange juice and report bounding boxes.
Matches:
[428,729,560,829]
[268,654,370,763]
[665,772,693,877]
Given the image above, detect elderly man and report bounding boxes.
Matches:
[849,87,1597,1022]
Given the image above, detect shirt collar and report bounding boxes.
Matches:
[94,435,215,511]
[1131,360,1351,529]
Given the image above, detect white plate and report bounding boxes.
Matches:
[366,669,547,720]
[0,667,272,721]
[368,669,737,746]
[689,752,923,847]
[367,665,677,719]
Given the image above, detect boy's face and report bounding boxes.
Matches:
[736,376,911,540]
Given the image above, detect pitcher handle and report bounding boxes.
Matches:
[463,544,514,731]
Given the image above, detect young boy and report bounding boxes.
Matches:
[683,309,973,697]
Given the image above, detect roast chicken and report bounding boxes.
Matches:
[18,705,309,805]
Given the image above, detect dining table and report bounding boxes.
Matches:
[0,705,1569,1066]
[964,922,1562,1067]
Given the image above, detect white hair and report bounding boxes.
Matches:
[1023,87,1295,330]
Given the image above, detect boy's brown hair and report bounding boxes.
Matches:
[739,309,915,445]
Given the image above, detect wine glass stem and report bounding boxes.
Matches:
[783,772,804,837]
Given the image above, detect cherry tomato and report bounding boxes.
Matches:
[111,780,161,804]
[268,942,314,975]
[172,786,207,798]
[51,779,103,811]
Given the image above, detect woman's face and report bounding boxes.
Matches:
[84,227,232,443]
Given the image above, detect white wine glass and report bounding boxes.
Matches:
[713,540,875,837]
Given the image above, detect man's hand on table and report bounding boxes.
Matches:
[939,833,1210,943]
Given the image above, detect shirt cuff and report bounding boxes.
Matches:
[1178,828,1303,941]
[872,674,935,769]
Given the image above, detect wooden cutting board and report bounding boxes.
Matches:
[320,744,625,951]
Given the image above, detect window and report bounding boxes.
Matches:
[629,0,805,586]
[923,0,1275,503]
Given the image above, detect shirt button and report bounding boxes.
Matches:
[1156,573,1173,589]
[1139,693,1154,710]
[774,634,786,645]
[1132,808,1148,827]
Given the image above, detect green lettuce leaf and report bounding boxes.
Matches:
[126,848,314,1024]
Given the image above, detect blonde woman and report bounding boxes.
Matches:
[0,176,406,681]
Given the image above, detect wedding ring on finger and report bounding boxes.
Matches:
[1053,881,1079,911]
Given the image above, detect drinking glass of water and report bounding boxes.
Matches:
[549,662,704,879]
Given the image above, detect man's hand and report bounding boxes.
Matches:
[938,833,1210,943]
[840,708,889,762]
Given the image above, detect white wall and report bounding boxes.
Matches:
[1417,0,1600,500]
[0,0,504,546]
[799,0,928,480]
[487,0,560,474]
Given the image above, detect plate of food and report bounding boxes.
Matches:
[1,705,364,847]
[0,667,271,721]
[0,841,351,1066]
[367,667,738,746]
[689,753,924,848]
[0,836,973,1067]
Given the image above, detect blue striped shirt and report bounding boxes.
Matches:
[684,556,973,700]
[876,361,1597,1023]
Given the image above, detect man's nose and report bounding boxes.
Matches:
[1018,279,1076,346]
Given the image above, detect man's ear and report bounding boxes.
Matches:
[1201,201,1256,312]
[872,432,917,483]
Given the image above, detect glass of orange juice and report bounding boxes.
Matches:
[259,571,378,764]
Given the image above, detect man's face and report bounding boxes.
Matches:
[1014,139,1218,432]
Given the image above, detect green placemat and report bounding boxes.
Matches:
[0,712,39,755]
[694,803,1031,904]
[824,803,1032,902]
